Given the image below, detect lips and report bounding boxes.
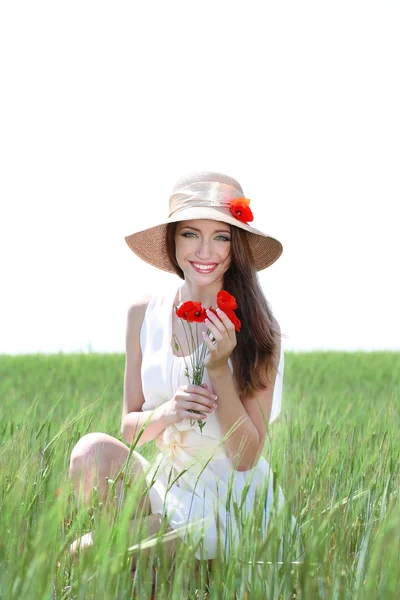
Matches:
[190,262,218,274]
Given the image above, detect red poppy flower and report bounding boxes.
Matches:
[209,298,241,332]
[175,301,207,322]
[217,290,237,312]
[225,309,242,332]
[229,197,254,224]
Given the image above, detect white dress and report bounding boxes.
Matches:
[133,281,294,564]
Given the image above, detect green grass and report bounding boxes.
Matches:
[0,352,399,599]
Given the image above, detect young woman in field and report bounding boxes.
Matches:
[69,171,295,589]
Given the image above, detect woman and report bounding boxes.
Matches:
[69,171,296,589]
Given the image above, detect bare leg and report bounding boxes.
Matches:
[126,496,213,581]
[129,513,176,574]
[69,432,211,586]
[69,432,153,557]
[69,432,151,513]
[129,514,212,595]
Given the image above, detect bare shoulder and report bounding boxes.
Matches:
[125,295,153,349]
[122,294,153,421]
[127,296,151,329]
[127,295,152,326]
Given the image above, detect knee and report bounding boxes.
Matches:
[69,432,108,480]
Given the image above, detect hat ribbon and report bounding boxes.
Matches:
[168,181,245,218]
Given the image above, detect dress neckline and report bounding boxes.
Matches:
[168,283,207,360]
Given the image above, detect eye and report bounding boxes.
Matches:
[181,232,231,241]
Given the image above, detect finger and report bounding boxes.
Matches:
[215,308,236,334]
[186,384,217,400]
[189,393,217,407]
[205,309,225,334]
[185,411,208,420]
[204,319,224,341]
[202,331,217,352]
[183,401,215,413]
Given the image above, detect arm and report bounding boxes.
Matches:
[120,297,170,446]
[206,318,282,472]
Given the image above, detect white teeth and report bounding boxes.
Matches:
[193,263,216,270]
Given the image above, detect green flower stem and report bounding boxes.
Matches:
[187,319,196,360]
[199,327,211,363]
[175,315,206,432]
[182,319,195,372]
[172,332,189,379]
[175,309,196,374]
[195,322,199,366]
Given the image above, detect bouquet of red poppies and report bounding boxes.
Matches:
[173,290,241,432]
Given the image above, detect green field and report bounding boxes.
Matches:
[1,352,399,599]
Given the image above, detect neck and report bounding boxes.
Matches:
[179,278,225,308]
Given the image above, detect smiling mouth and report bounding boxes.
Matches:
[190,262,218,273]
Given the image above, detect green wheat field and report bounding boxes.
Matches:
[1,352,399,599]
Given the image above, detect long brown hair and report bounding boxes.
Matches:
[166,222,282,401]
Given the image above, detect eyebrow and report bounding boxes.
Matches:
[180,226,231,234]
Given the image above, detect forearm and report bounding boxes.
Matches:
[121,405,169,447]
[206,362,261,471]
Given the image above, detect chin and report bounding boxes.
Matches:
[191,273,225,286]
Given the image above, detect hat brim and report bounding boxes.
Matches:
[125,207,283,273]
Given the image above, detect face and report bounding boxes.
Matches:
[174,219,232,284]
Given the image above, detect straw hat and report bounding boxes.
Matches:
[125,171,282,272]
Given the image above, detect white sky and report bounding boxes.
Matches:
[1,0,399,354]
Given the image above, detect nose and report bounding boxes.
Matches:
[195,238,213,260]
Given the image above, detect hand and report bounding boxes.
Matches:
[161,383,217,425]
[202,308,237,371]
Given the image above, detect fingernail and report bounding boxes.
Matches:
[212,394,218,400]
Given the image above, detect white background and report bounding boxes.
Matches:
[1,0,399,354]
